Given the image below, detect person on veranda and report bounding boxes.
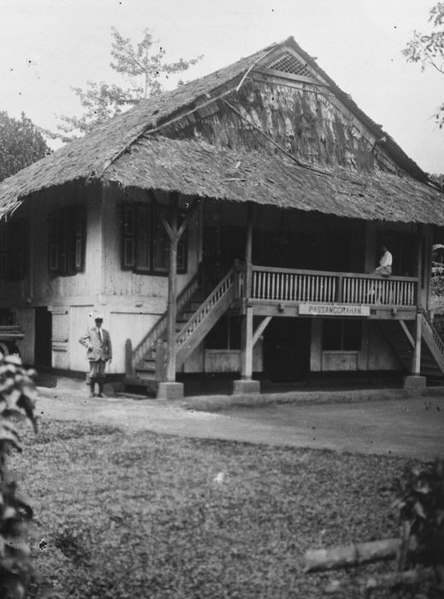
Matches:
[374,245,393,277]
[79,315,112,398]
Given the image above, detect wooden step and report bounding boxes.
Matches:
[137,360,156,373]
[135,370,157,382]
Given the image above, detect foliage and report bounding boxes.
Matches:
[0,112,50,182]
[393,460,444,595]
[431,242,444,304]
[403,2,444,127]
[57,28,202,139]
[0,356,37,599]
[432,269,444,300]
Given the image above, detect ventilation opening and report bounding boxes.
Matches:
[266,52,312,78]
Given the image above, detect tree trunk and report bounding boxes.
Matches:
[304,538,418,573]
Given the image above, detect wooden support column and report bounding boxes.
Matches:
[403,224,426,393]
[245,203,254,299]
[413,224,424,376]
[242,203,254,379]
[154,192,198,399]
[166,201,179,383]
[412,308,422,375]
[233,203,260,395]
[416,224,424,305]
[241,305,254,379]
[403,306,426,393]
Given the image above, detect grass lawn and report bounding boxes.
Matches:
[12,418,421,599]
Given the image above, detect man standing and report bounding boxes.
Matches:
[79,315,112,397]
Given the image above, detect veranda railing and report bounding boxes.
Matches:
[250,266,418,307]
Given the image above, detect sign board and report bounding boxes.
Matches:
[299,303,370,317]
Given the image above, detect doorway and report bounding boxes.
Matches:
[263,318,311,382]
[34,307,52,367]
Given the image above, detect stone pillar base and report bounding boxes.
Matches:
[232,379,260,395]
[403,375,426,394]
[157,381,184,400]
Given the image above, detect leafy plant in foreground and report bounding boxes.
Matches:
[394,460,444,595]
[0,355,37,598]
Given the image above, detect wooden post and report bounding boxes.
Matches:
[242,203,254,379]
[412,225,423,376]
[154,192,198,399]
[166,202,179,382]
[416,224,424,305]
[154,192,199,381]
[241,305,254,379]
[245,203,254,299]
[233,203,260,394]
[412,308,422,375]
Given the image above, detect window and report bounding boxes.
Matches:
[121,204,187,274]
[49,205,85,276]
[323,319,362,351]
[0,219,29,280]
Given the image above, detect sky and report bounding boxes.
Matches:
[1,0,443,173]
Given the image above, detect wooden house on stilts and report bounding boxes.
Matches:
[1,37,444,398]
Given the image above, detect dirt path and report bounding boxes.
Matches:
[36,387,444,460]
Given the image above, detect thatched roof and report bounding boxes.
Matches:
[0,42,274,218]
[0,36,442,224]
[107,136,444,224]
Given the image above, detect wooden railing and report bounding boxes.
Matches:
[131,271,201,371]
[422,310,444,373]
[176,268,234,365]
[251,266,418,306]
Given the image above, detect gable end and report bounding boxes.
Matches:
[265,52,312,78]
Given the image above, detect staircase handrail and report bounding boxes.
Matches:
[176,268,234,351]
[131,270,201,370]
[422,309,444,357]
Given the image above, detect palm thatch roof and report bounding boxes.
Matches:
[0,37,442,225]
[107,136,444,224]
[0,42,275,218]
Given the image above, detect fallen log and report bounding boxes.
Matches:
[304,537,417,573]
[325,567,436,594]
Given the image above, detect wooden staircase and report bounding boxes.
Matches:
[130,268,235,389]
[380,313,444,384]
[421,312,444,383]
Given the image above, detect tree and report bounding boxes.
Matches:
[57,28,203,139]
[403,2,444,127]
[0,111,50,182]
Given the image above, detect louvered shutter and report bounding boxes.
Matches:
[49,213,60,272]
[122,205,136,269]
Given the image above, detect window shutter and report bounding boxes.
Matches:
[135,205,151,271]
[8,220,28,280]
[122,205,136,269]
[152,209,169,273]
[74,206,85,271]
[177,229,188,273]
[59,213,69,274]
[121,202,188,275]
[49,213,60,272]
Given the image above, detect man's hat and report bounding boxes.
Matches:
[94,314,104,321]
